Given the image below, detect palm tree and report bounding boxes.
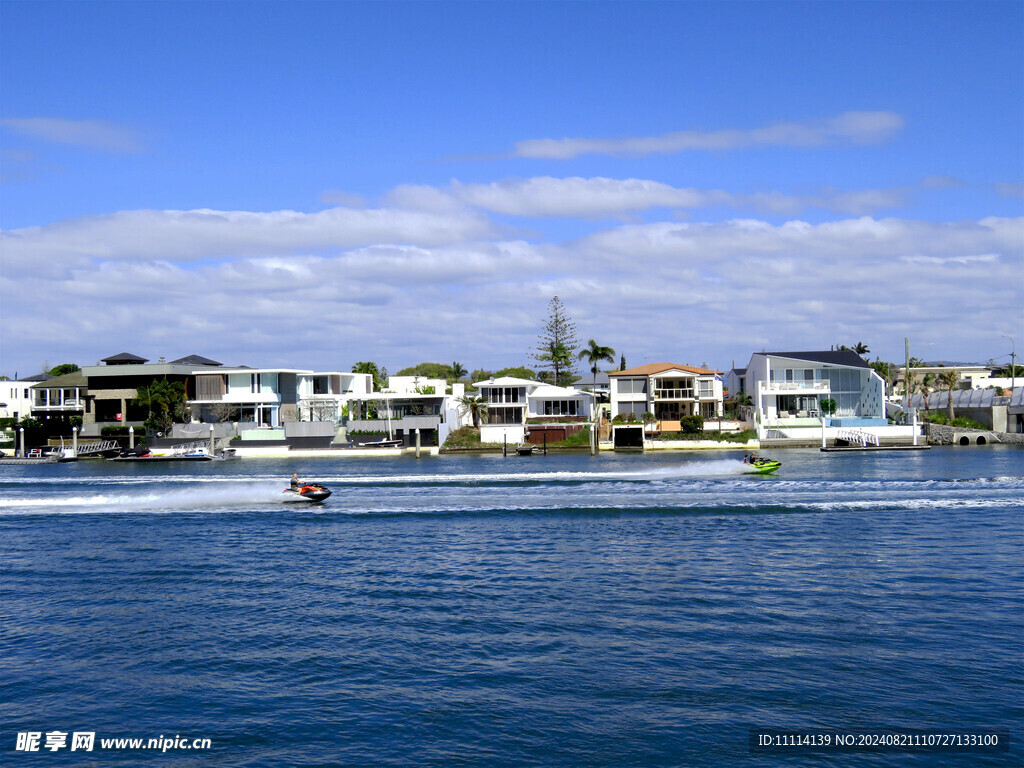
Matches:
[577,339,615,400]
[449,362,467,383]
[538,342,573,386]
[457,395,488,428]
[852,341,870,355]
[915,372,935,411]
[133,379,186,434]
[938,368,960,421]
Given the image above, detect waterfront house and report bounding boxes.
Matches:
[742,350,886,429]
[2,374,52,423]
[29,370,87,429]
[78,353,225,436]
[346,376,466,447]
[190,367,372,428]
[608,363,724,428]
[472,376,594,444]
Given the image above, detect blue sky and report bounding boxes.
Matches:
[1,1,1021,378]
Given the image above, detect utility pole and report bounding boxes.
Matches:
[1003,335,1016,393]
[904,337,911,410]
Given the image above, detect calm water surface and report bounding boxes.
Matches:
[1,447,1021,766]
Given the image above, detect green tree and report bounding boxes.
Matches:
[996,363,1024,377]
[536,342,574,387]
[494,366,536,380]
[531,296,579,386]
[577,338,615,397]
[470,368,494,382]
[937,368,960,422]
[448,362,468,382]
[619,353,626,371]
[457,394,488,428]
[820,398,837,417]
[870,360,896,395]
[642,411,657,435]
[913,372,936,411]
[134,379,187,435]
[395,362,452,379]
[352,361,384,391]
[47,363,81,376]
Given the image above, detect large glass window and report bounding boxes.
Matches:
[618,378,647,395]
[488,387,523,404]
[543,400,579,416]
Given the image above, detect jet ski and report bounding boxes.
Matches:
[283,483,332,502]
[743,457,781,475]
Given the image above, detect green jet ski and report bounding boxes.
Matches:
[743,457,781,475]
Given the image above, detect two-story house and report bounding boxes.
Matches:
[346,376,466,447]
[741,350,886,427]
[472,376,594,444]
[30,371,87,429]
[79,353,225,436]
[608,363,724,431]
[190,368,372,428]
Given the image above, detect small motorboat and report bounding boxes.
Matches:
[283,483,332,502]
[743,457,781,475]
[356,438,403,449]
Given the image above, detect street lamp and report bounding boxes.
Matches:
[1002,335,1016,393]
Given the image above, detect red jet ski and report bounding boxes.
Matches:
[283,483,332,502]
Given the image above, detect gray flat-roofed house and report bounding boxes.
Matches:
[79,352,224,435]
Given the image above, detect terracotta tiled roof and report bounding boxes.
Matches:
[609,362,721,376]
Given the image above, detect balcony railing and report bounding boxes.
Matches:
[760,381,830,392]
[32,400,84,410]
[653,388,695,399]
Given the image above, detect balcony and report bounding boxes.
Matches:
[759,380,830,394]
[653,388,695,400]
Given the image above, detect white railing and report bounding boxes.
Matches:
[653,388,695,399]
[76,440,120,456]
[836,429,880,447]
[161,441,213,456]
[760,381,830,392]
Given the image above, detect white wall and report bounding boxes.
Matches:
[0,380,34,421]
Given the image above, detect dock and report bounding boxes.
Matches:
[821,444,930,452]
[0,455,61,465]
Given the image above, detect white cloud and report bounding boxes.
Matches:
[510,111,904,159]
[0,118,145,153]
[0,206,500,278]
[403,177,909,219]
[1,209,1019,376]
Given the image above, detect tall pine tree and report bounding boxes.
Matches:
[532,296,580,386]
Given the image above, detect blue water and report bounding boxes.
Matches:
[1,447,1021,766]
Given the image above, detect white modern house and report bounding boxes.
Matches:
[472,376,594,444]
[742,350,886,428]
[608,363,724,428]
[190,368,372,427]
[346,376,468,447]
